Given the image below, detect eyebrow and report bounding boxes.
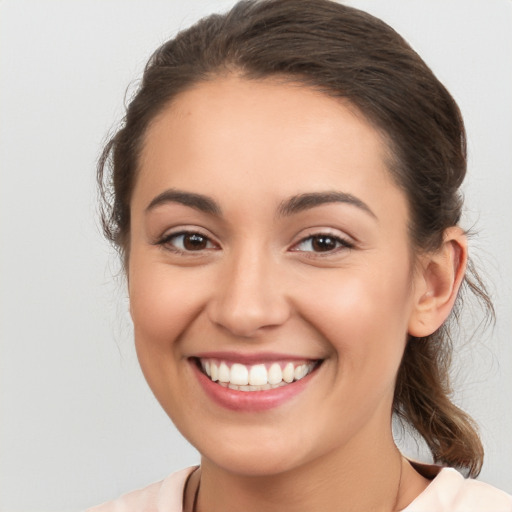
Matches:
[277,191,376,219]
[145,189,222,216]
[145,188,376,219]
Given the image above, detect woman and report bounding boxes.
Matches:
[89,0,512,510]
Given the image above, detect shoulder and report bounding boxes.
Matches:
[84,467,196,512]
[404,467,512,512]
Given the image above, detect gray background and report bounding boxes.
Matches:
[1,1,511,510]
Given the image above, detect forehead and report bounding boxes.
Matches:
[135,75,406,223]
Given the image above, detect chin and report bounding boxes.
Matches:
[186,421,324,477]
[202,445,306,477]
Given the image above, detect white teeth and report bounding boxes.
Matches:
[210,362,219,382]
[230,363,249,385]
[294,364,307,380]
[282,362,295,383]
[200,359,317,390]
[249,364,268,386]
[267,363,282,385]
[218,362,230,383]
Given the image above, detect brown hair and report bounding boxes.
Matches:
[98,0,493,477]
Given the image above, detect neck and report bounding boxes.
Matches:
[194,429,404,512]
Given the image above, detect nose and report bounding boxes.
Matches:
[207,249,291,338]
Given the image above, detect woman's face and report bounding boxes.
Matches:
[128,76,421,476]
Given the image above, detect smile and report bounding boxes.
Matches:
[197,358,319,392]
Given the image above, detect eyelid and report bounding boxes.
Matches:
[289,229,355,253]
[155,226,220,253]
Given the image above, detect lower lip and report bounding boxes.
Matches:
[190,360,319,412]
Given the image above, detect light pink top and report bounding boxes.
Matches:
[86,466,512,512]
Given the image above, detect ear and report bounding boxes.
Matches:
[408,227,467,337]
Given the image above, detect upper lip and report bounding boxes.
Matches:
[191,351,322,365]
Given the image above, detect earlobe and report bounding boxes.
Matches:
[408,227,467,337]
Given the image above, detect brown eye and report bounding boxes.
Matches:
[159,231,216,252]
[292,233,353,253]
[183,233,208,250]
[311,235,338,252]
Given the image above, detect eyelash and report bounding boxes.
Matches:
[157,230,354,256]
[157,230,219,255]
[292,233,354,255]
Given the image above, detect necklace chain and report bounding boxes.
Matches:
[393,455,404,511]
[191,472,200,512]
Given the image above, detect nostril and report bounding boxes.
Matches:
[207,298,292,338]
[205,262,292,336]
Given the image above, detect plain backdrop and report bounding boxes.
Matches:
[1,1,511,510]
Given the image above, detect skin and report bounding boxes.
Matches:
[128,76,466,511]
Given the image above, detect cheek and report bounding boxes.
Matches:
[296,262,413,374]
[127,256,214,419]
[128,256,207,356]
